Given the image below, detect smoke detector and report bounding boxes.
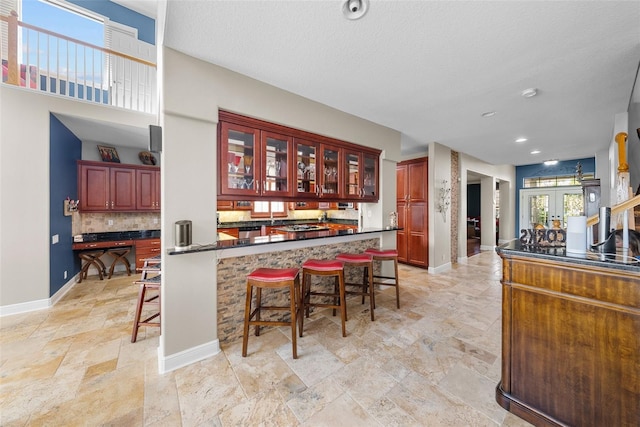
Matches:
[343,0,369,20]
[521,88,538,98]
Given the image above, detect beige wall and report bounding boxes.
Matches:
[160,47,402,365]
[0,85,154,308]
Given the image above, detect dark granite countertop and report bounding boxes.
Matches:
[168,227,399,255]
[218,219,357,229]
[75,229,161,243]
[496,240,640,273]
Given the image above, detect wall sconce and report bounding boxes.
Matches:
[64,197,79,216]
[437,179,451,222]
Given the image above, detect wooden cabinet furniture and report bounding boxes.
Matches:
[344,149,378,201]
[396,158,429,268]
[134,238,161,271]
[79,162,136,212]
[218,119,293,199]
[217,200,253,211]
[218,227,239,238]
[78,161,160,212]
[218,111,380,203]
[136,168,160,211]
[496,245,640,427]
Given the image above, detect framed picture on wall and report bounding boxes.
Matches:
[97,145,120,163]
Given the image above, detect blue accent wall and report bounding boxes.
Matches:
[67,0,156,45]
[49,115,82,297]
[515,157,596,235]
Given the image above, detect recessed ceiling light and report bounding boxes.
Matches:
[530,150,541,155]
[544,159,558,166]
[481,111,496,118]
[521,88,538,98]
[515,137,528,143]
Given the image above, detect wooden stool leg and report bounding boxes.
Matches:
[338,272,347,337]
[255,287,262,337]
[394,258,400,308]
[289,279,298,359]
[367,265,375,321]
[242,282,253,357]
[131,283,146,343]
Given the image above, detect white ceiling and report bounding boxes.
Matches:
[106,1,640,166]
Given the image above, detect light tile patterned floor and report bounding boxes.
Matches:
[1,251,533,426]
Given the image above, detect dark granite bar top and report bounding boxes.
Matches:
[218,219,357,229]
[168,227,399,255]
[496,240,640,273]
[75,229,161,243]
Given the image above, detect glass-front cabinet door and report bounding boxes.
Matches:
[362,152,378,200]
[262,131,292,198]
[344,150,361,198]
[294,139,318,198]
[219,122,259,196]
[320,144,341,197]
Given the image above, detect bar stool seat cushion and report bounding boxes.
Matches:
[248,267,299,282]
[365,248,398,257]
[302,259,344,271]
[336,253,372,263]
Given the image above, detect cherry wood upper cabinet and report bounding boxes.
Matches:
[78,161,159,213]
[218,111,380,202]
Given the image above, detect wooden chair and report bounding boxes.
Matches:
[336,252,375,321]
[78,250,106,283]
[242,267,302,359]
[131,274,161,343]
[106,247,132,279]
[365,248,400,309]
[300,259,347,337]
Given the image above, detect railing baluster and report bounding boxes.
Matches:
[1,12,156,112]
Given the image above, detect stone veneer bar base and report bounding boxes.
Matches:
[216,238,379,345]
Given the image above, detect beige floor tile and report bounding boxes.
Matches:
[0,252,535,426]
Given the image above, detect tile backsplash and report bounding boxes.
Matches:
[73,212,161,235]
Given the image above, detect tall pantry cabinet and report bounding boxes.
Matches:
[396,157,429,268]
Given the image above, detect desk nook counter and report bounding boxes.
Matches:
[495,241,640,427]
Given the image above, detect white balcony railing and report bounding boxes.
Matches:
[1,11,156,113]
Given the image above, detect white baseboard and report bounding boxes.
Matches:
[158,339,221,374]
[428,262,452,274]
[480,245,496,251]
[0,274,80,316]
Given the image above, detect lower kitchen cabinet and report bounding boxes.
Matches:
[134,238,161,271]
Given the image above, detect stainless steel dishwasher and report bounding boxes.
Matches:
[238,225,262,239]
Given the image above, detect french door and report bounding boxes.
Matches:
[519,186,583,230]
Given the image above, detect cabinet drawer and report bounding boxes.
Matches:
[135,239,161,270]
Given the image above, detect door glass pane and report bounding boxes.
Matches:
[323,147,339,195]
[527,195,549,228]
[264,136,288,193]
[227,129,255,191]
[562,193,584,228]
[363,154,376,197]
[296,142,316,196]
[346,153,359,196]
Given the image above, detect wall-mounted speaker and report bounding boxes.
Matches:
[149,124,162,152]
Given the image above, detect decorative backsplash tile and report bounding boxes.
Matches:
[73,212,160,234]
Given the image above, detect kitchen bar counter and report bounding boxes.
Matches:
[168,227,399,256]
[495,240,640,426]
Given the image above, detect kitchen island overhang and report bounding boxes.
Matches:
[167,227,400,259]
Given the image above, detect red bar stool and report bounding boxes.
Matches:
[131,274,161,343]
[335,253,375,321]
[242,267,302,359]
[365,248,400,309]
[78,250,106,283]
[106,247,132,279]
[300,259,347,337]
